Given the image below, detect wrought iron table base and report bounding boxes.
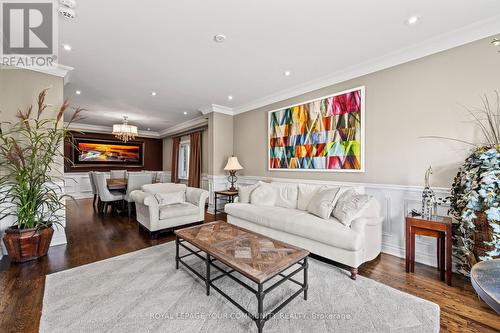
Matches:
[175,236,308,333]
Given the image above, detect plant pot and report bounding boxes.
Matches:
[2,225,54,263]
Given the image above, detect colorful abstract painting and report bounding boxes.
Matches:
[268,87,364,171]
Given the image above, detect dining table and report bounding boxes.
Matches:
[106,178,128,191]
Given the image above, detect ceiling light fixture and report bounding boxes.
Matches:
[228,95,233,100]
[75,90,81,95]
[406,16,419,25]
[112,116,138,143]
[214,34,226,43]
[284,71,291,76]
[63,44,72,51]
[151,91,157,96]
[183,111,188,115]
[492,38,500,47]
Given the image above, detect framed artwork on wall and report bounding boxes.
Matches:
[268,86,365,172]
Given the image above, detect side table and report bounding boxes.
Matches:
[214,190,238,220]
[405,215,453,286]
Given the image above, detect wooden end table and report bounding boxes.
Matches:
[214,190,238,220]
[405,215,453,286]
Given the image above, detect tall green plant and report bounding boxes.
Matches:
[0,89,83,230]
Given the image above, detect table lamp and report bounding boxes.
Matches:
[224,156,243,191]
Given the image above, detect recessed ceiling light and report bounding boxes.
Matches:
[147,128,151,131]
[406,16,419,25]
[227,95,233,100]
[151,91,157,96]
[183,111,188,115]
[214,34,226,43]
[63,44,72,51]
[492,38,500,46]
[284,71,291,76]
[75,90,81,95]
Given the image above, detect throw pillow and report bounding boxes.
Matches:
[155,191,185,206]
[297,184,323,210]
[238,182,261,204]
[250,182,277,206]
[333,189,372,227]
[306,187,340,219]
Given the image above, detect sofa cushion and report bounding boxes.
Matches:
[159,202,199,220]
[250,182,277,206]
[306,187,340,219]
[270,182,298,209]
[238,182,261,204]
[224,203,362,251]
[142,183,186,195]
[297,184,323,210]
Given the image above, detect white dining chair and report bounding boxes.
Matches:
[94,172,125,216]
[125,173,153,217]
[110,170,127,179]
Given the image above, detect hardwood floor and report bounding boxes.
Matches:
[0,198,498,332]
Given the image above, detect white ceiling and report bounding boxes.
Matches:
[60,0,500,132]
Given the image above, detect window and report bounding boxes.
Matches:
[178,141,190,180]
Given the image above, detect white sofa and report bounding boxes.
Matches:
[224,182,383,279]
[130,183,209,238]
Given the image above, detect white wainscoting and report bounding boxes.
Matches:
[0,182,67,260]
[204,174,452,269]
[64,171,172,199]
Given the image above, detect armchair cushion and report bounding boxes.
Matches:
[155,191,185,206]
[159,202,199,219]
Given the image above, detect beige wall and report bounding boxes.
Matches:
[0,68,64,176]
[162,129,209,175]
[233,37,499,188]
[211,112,234,175]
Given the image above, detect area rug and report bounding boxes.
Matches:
[40,242,440,333]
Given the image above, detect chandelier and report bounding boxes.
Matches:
[112,116,138,143]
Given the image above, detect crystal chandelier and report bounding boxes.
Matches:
[112,116,138,143]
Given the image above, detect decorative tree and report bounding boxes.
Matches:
[447,93,499,276]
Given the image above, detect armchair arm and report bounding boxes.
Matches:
[186,188,209,207]
[130,190,160,230]
[186,187,209,221]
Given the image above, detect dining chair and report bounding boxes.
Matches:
[94,172,125,216]
[157,172,170,183]
[110,170,127,179]
[142,171,157,183]
[88,171,98,210]
[125,173,153,217]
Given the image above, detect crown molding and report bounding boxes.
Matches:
[231,14,500,115]
[158,115,208,137]
[18,63,74,84]
[64,122,161,138]
[199,104,234,116]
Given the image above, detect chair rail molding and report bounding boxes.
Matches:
[235,175,452,269]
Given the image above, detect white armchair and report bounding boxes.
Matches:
[130,183,208,238]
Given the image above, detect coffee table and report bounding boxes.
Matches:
[174,221,309,333]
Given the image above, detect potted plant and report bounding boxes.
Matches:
[0,89,82,262]
[446,93,499,275]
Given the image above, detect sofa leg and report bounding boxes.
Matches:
[350,267,358,280]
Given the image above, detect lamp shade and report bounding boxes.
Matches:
[224,156,243,171]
